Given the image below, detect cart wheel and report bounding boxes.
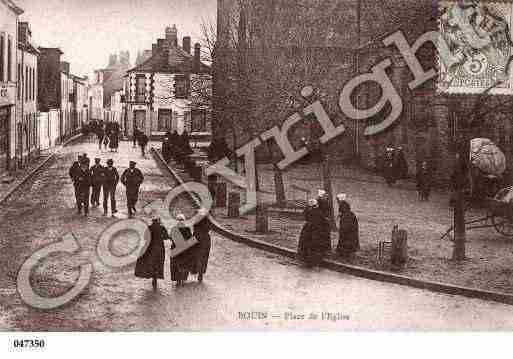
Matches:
[491,215,513,237]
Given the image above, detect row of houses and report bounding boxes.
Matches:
[0,0,88,179]
[90,25,213,144]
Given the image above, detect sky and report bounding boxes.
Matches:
[15,0,217,78]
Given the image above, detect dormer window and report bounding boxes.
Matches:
[174,74,190,99]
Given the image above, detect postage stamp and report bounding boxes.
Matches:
[438,0,513,94]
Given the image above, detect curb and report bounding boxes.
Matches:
[0,134,84,206]
[151,147,513,306]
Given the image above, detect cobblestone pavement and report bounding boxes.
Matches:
[1,139,513,331]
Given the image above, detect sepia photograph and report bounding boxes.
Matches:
[0,0,513,356]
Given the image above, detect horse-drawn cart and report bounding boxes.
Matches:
[441,138,511,239]
[441,186,513,239]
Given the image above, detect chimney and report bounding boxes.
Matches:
[119,50,130,66]
[183,36,191,54]
[60,61,70,75]
[194,43,201,72]
[165,24,178,47]
[108,53,117,67]
[152,43,157,54]
[143,50,152,62]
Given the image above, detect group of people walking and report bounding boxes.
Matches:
[161,130,194,164]
[69,154,144,218]
[298,190,360,267]
[382,146,432,201]
[134,210,212,289]
[85,120,121,152]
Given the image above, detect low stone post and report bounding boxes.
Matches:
[391,225,408,268]
[228,192,241,218]
[216,182,227,208]
[255,204,269,233]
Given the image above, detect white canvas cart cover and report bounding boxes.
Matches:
[470,138,506,177]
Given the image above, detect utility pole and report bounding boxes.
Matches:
[452,130,469,261]
[354,0,361,157]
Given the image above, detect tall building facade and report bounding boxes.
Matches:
[0,0,23,175]
[125,25,212,140]
[215,0,471,185]
[16,21,39,166]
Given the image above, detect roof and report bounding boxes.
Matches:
[2,0,23,15]
[38,47,64,55]
[18,41,39,56]
[128,45,210,74]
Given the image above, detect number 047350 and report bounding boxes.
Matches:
[13,339,45,349]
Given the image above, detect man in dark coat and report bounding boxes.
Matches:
[89,158,104,207]
[103,159,119,216]
[336,194,359,258]
[69,155,83,209]
[383,147,396,186]
[76,158,92,216]
[121,161,144,218]
[97,124,105,151]
[393,146,409,180]
[416,161,432,201]
[135,217,171,290]
[137,132,149,157]
[191,209,212,283]
[169,131,179,158]
[162,137,171,163]
[133,127,139,148]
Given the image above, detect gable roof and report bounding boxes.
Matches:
[2,0,23,15]
[128,45,210,74]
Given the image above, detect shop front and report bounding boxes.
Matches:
[0,83,16,175]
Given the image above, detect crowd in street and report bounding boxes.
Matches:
[68,130,212,290]
[83,120,122,153]
[68,154,144,218]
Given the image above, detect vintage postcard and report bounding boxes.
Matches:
[1,0,513,355]
[439,0,513,94]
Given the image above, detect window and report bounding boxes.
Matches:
[7,38,12,81]
[136,75,146,102]
[191,109,207,132]
[17,64,20,99]
[174,74,190,99]
[25,67,28,101]
[0,35,4,81]
[31,68,34,100]
[158,109,172,131]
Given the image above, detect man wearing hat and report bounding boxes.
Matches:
[82,153,91,168]
[121,161,144,218]
[76,157,92,216]
[69,155,83,209]
[89,158,104,207]
[103,159,119,216]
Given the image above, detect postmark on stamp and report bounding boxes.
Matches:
[438,0,513,94]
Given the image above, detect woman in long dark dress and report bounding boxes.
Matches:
[297,199,329,267]
[109,131,119,152]
[135,218,170,290]
[336,198,360,258]
[169,215,195,286]
[191,209,212,283]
